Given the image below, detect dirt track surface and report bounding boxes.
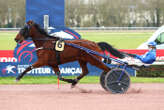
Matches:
[0,84,164,110]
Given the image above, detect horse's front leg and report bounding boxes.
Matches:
[16,61,44,82]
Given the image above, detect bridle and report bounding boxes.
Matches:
[20,23,59,41]
[19,23,31,40]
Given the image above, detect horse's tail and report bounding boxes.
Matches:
[97,42,125,59]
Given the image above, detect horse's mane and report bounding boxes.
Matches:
[33,23,58,39]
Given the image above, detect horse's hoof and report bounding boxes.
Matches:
[15,77,21,82]
[71,79,78,88]
[15,79,19,83]
[71,85,76,88]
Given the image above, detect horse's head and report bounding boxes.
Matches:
[15,20,34,43]
[15,20,56,44]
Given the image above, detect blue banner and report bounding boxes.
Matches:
[0,62,135,77]
[26,0,81,40]
[26,0,65,27]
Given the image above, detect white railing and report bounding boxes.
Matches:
[0,28,20,31]
[0,27,158,31]
[71,27,158,30]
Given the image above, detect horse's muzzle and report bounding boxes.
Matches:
[15,38,23,43]
[15,38,19,43]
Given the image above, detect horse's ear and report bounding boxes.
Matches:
[27,20,34,26]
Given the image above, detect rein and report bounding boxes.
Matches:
[28,37,58,41]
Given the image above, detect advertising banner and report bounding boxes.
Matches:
[2,47,164,77]
[5,41,164,77]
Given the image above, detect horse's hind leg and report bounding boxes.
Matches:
[84,54,111,72]
[71,60,89,87]
[51,65,79,85]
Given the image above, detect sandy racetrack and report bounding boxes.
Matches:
[0,83,164,110]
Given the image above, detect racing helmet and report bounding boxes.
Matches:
[147,41,156,47]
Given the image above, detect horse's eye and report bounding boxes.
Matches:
[20,29,25,35]
[20,29,24,35]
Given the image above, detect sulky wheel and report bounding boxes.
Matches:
[100,71,107,91]
[105,68,130,94]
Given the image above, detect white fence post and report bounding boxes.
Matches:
[44,15,49,32]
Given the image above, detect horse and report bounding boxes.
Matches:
[14,20,125,87]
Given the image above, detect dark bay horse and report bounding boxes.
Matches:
[14,20,125,87]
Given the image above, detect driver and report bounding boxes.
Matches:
[127,41,157,65]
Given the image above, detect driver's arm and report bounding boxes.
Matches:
[135,53,156,64]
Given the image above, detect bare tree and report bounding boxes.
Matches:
[0,0,25,28]
[1,0,164,27]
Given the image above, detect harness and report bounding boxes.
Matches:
[54,39,65,65]
[35,39,65,65]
